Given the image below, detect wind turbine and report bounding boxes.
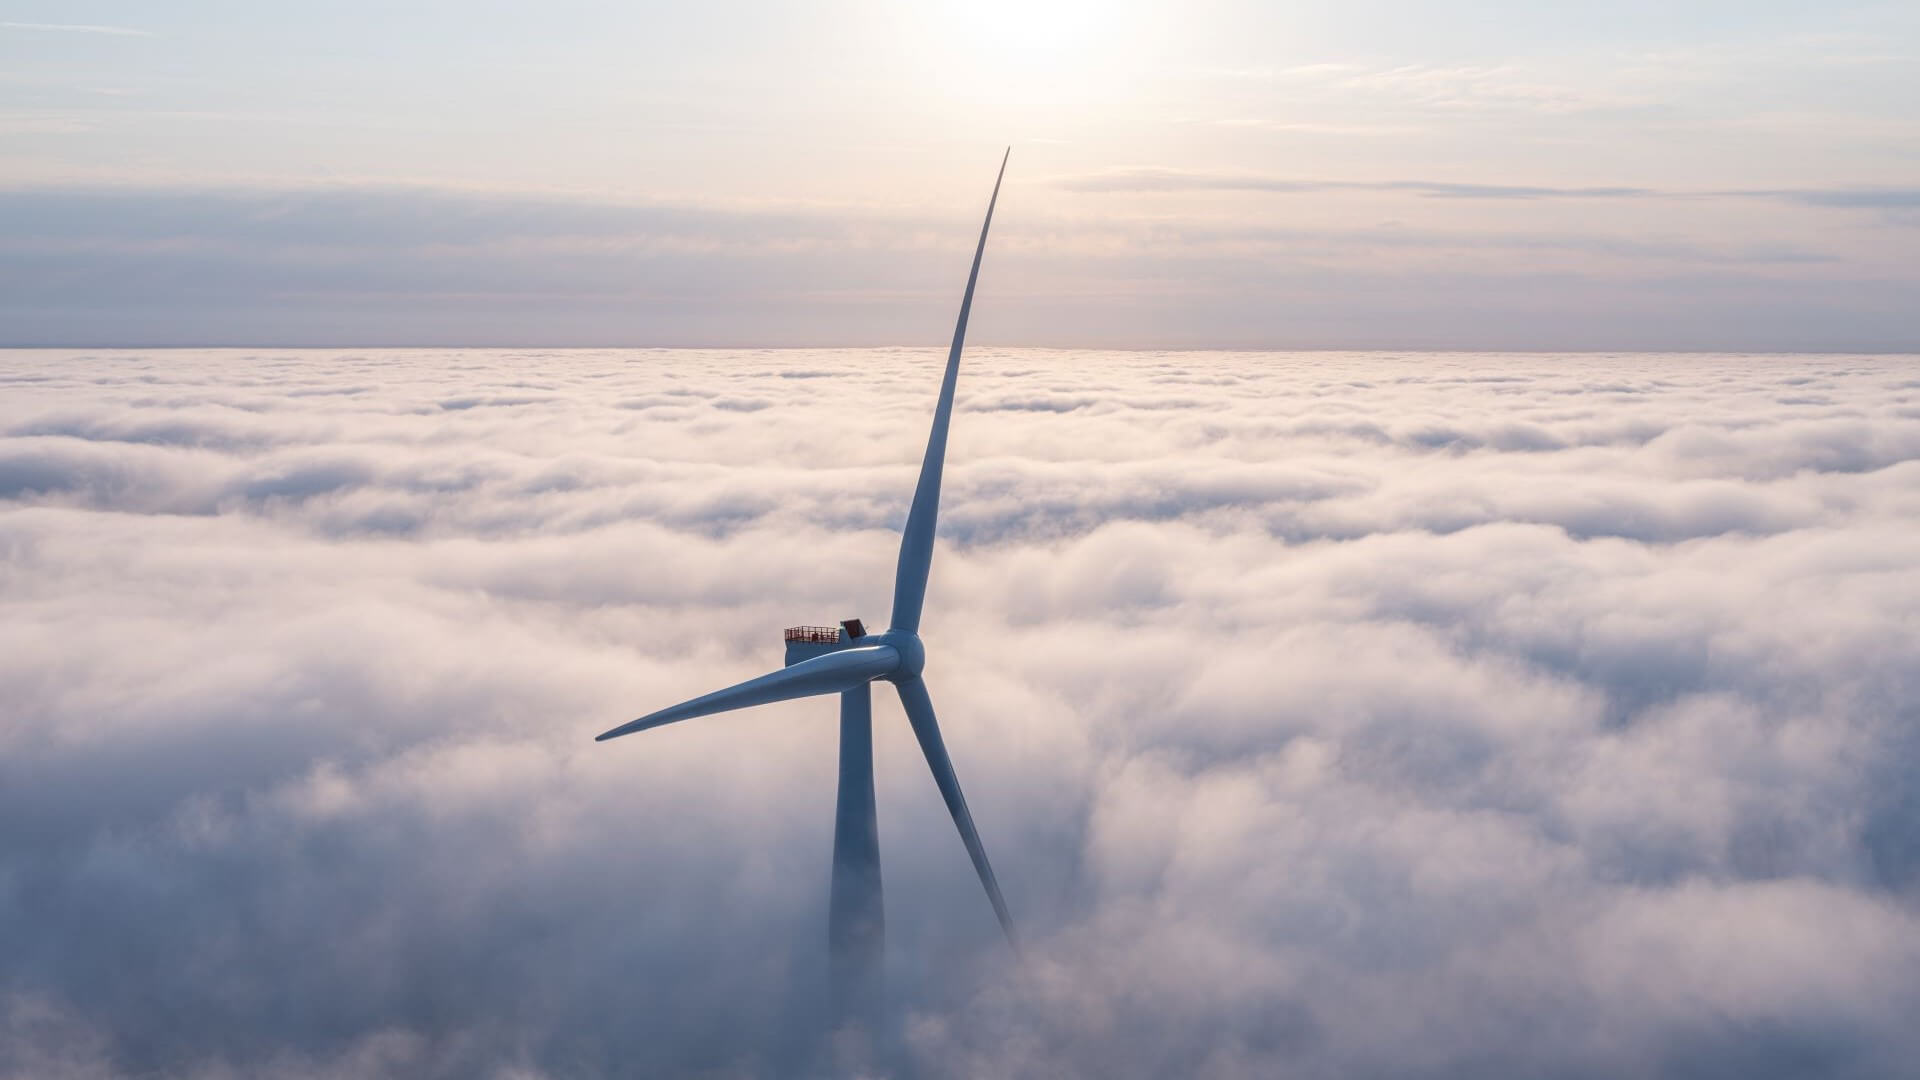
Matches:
[596,150,1017,1007]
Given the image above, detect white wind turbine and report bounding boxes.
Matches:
[597,151,1017,1005]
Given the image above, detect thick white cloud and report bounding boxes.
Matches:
[2,347,1918,1078]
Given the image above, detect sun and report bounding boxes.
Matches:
[907,0,1155,106]
[967,0,1102,57]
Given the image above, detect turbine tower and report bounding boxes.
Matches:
[596,150,1017,1009]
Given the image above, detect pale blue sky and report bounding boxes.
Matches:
[2,0,1916,346]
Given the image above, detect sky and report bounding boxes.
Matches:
[4,346,1920,1077]
[2,0,1918,348]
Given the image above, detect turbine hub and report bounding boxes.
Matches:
[874,630,925,678]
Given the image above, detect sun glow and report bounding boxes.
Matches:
[906,0,1161,107]
[968,0,1102,57]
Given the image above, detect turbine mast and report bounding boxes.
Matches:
[830,682,884,1016]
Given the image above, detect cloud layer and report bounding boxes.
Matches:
[3,347,1919,1078]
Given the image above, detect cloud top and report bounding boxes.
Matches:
[2,347,1919,1077]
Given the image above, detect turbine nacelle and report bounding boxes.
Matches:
[783,620,925,679]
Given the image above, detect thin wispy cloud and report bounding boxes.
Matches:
[1059,167,1920,209]
[0,21,154,37]
[1748,188,1920,210]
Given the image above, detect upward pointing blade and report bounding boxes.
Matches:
[595,645,900,741]
[893,674,1019,952]
[889,148,1010,634]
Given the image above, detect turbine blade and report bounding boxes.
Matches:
[894,674,1019,952]
[596,645,900,742]
[889,148,1010,634]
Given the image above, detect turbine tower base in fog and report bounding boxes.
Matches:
[810,627,883,1010]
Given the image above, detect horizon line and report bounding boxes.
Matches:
[2,342,1916,356]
